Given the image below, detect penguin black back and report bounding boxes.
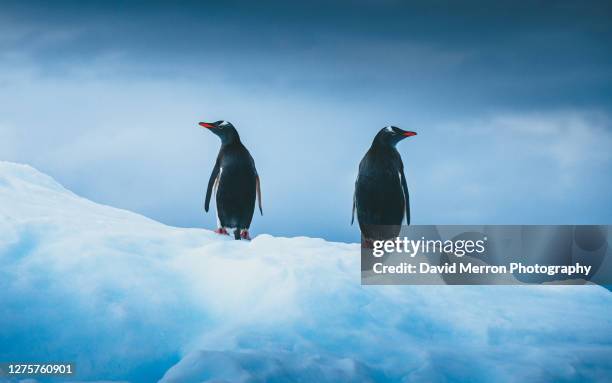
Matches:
[352,126,416,241]
[199,120,262,240]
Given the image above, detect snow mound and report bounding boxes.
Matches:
[0,161,611,383]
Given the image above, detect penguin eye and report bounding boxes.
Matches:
[219,121,229,127]
[384,126,394,133]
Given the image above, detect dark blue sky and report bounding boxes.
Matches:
[1,1,611,241]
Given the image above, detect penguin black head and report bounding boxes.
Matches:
[372,126,417,147]
[198,120,240,144]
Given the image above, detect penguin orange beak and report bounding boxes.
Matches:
[199,122,215,129]
[403,131,417,137]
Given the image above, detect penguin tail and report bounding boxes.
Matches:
[233,228,241,240]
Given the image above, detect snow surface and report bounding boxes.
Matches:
[0,161,611,383]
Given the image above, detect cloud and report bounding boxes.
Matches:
[410,110,612,224]
[0,2,611,240]
[493,112,612,169]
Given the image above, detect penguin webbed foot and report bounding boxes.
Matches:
[361,238,374,249]
[221,228,251,240]
[214,228,229,235]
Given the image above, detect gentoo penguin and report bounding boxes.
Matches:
[199,120,262,240]
[352,126,416,242]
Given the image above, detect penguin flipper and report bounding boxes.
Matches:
[400,168,410,225]
[205,160,220,212]
[351,191,356,225]
[256,175,263,215]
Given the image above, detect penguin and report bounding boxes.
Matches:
[352,126,416,242]
[199,120,262,240]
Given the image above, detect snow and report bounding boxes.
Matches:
[0,161,611,383]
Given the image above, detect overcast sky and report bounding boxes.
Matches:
[1,0,611,242]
